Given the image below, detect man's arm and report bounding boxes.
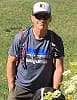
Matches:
[7,55,17,91]
[53,57,64,89]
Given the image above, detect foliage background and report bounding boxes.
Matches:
[0,0,77,99]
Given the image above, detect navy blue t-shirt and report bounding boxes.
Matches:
[8,27,64,91]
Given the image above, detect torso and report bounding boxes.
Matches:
[16,28,54,90]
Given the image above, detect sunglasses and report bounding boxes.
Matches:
[34,13,51,20]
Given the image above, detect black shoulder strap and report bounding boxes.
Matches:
[47,30,55,57]
[50,30,61,58]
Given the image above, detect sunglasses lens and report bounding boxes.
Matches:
[35,13,50,20]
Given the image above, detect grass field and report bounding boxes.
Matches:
[0,0,77,99]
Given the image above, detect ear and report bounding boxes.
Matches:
[31,15,35,23]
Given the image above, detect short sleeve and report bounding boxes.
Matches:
[54,38,64,58]
[51,32,64,58]
[8,33,21,58]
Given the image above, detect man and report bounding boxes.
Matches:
[7,1,64,100]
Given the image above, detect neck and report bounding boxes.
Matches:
[32,28,47,40]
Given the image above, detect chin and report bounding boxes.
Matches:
[38,25,46,30]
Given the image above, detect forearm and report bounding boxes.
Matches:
[53,69,63,89]
[53,58,64,89]
[7,64,15,89]
[7,56,16,90]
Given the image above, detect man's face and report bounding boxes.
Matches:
[31,13,51,31]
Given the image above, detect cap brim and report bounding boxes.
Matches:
[32,11,51,16]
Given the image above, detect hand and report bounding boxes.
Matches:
[8,83,15,92]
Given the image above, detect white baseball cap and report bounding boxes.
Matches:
[33,2,51,15]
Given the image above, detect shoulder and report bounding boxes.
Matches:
[47,30,63,44]
[48,30,64,57]
[14,26,31,41]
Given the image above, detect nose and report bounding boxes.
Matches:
[39,19,45,23]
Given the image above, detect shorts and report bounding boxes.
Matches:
[7,85,34,100]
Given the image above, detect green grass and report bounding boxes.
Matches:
[0,0,77,99]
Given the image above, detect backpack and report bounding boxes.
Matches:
[16,26,31,69]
